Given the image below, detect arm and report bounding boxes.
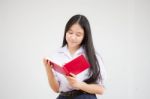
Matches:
[66,73,105,95]
[78,82,104,94]
[43,58,59,93]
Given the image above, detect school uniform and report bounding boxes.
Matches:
[49,45,106,99]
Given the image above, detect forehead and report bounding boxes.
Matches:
[69,23,84,33]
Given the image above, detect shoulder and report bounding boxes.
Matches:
[47,47,64,60]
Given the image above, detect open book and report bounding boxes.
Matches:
[47,55,90,76]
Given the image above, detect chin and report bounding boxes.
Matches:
[69,44,79,48]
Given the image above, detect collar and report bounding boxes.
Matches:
[57,45,85,57]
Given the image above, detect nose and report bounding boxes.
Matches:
[70,34,76,40]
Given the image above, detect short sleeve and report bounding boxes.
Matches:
[96,52,107,87]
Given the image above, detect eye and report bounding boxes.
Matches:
[76,34,81,37]
[76,32,83,37]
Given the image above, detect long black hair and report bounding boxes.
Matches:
[62,14,102,84]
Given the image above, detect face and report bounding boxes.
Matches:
[66,23,84,49]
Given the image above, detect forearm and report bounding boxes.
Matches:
[79,82,104,95]
[45,67,59,93]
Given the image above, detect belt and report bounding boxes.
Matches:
[60,90,88,97]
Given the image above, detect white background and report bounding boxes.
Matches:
[0,0,150,99]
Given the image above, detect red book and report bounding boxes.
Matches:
[47,55,90,76]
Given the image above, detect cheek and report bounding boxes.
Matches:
[78,37,84,43]
[65,34,69,41]
[65,34,72,44]
[80,36,84,41]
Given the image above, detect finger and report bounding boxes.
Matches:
[67,76,76,82]
[50,64,53,68]
[43,58,46,62]
[65,76,71,82]
[43,58,52,67]
[65,75,72,80]
[64,75,69,79]
[66,75,72,79]
[47,60,51,65]
[43,58,47,65]
[69,73,76,77]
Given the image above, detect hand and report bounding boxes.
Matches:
[43,58,53,69]
[65,73,81,89]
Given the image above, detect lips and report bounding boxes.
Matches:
[69,40,78,43]
[71,41,77,43]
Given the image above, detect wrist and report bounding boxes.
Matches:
[45,66,53,74]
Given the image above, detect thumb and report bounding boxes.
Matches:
[69,73,76,77]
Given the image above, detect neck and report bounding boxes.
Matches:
[67,46,80,55]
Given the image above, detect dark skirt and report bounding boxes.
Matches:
[56,91,97,99]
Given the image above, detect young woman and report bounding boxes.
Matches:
[43,14,106,99]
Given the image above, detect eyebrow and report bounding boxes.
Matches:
[76,32,83,34]
[68,29,83,34]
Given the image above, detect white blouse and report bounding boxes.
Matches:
[48,45,106,92]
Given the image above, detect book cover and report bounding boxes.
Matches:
[48,55,90,76]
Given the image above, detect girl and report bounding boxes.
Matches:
[43,14,106,99]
